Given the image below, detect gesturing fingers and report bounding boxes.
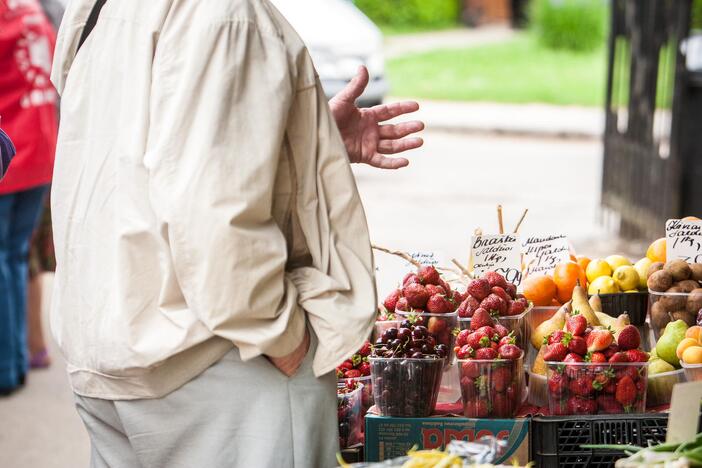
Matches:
[371,101,420,122]
[378,121,425,140]
[377,137,424,155]
[366,153,410,170]
[333,66,370,104]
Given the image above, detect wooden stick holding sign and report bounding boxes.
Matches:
[497,205,504,234]
[371,245,422,268]
[513,208,529,234]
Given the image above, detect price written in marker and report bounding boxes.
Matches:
[471,234,522,285]
[521,234,571,277]
[666,219,702,264]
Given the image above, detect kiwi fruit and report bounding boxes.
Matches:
[659,285,687,311]
[648,269,673,292]
[670,310,696,327]
[650,301,671,330]
[665,259,692,282]
[687,288,702,316]
[647,262,665,277]
[690,263,702,282]
[678,279,700,293]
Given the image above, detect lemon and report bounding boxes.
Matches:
[613,265,640,291]
[588,276,619,295]
[605,255,632,271]
[633,257,653,289]
[586,259,613,283]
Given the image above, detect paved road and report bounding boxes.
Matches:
[384,26,515,59]
[0,130,634,467]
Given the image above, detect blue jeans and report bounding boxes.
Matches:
[0,185,48,389]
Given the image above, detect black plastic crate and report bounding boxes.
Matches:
[531,414,669,468]
[596,292,648,325]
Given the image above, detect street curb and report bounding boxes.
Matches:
[424,123,603,140]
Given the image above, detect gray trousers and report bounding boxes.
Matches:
[74,338,338,468]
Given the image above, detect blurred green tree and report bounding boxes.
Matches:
[529,0,608,52]
[353,0,459,29]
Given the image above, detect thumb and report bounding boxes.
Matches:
[333,65,369,104]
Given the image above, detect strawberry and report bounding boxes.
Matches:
[543,342,568,362]
[597,395,624,414]
[466,278,491,301]
[567,396,598,415]
[395,297,409,312]
[449,289,464,306]
[616,367,640,383]
[402,272,419,286]
[617,325,641,351]
[460,376,476,399]
[506,300,526,316]
[498,333,516,347]
[358,341,371,357]
[475,325,498,341]
[608,352,630,363]
[492,392,511,417]
[494,323,510,338]
[402,283,431,309]
[490,341,499,351]
[592,368,615,390]
[491,286,512,305]
[615,375,637,409]
[603,344,619,359]
[456,329,471,347]
[344,369,362,378]
[603,380,616,394]
[475,347,498,359]
[587,352,607,363]
[548,330,568,345]
[586,328,614,352]
[425,284,446,297]
[457,296,480,318]
[566,314,587,337]
[467,331,489,350]
[547,372,568,396]
[358,362,371,376]
[568,336,588,356]
[439,278,453,295]
[427,317,448,335]
[338,360,353,372]
[417,266,441,285]
[498,344,522,360]
[480,294,507,316]
[504,283,517,299]
[427,294,453,313]
[470,308,495,331]
[464,398,489,418]
[625,349,649,363]
[461,360,480,378]
[383,289,401,312]
[456,344,474,359]
[484,271,508,289]
[491,366,512,392]
[569,375,594,397]
[563,353,584,363]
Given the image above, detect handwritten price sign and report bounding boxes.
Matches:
[522,234,571,277]
[666,219,702,263]
[471,234,523,285]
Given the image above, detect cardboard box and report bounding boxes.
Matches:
[365,415,529,464]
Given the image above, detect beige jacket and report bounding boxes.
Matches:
[50,0,376,399]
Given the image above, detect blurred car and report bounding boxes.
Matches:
[271,0,388,106]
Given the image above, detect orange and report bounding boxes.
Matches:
[550,298,562,307]
[677,338,700,359]
[553,261,588,304]
[646,238,666,263]
[682,346,702,365]
[576,255,591,272]
[686,326,702,342]
[683,216,701,221]
[522,275,557,307]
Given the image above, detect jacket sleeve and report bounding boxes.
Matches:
[0,128,15,179]
[143,20,306,359]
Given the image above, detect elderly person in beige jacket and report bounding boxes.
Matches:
[50,1,423,467]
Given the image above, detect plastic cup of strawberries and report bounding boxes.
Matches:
[456,354,525,418]
[337,381,364,448]
[337,341,374,411]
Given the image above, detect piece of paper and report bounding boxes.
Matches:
[521,234,571,277]
[471,233,523,285]
[666,219,702,264]
[666,381,702,444]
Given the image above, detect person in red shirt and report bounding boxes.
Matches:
[0,0,57,394]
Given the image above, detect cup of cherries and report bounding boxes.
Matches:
[369,319,447,417]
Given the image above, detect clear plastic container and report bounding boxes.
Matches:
[395,311,458,367]
[337,382,364,448]
[456,353,525,418]
[369,356,444,417]
[527,370,548,408]
[340,375,373,413]
[546,361,648,415]
[648,289,698,338]
[681,360,702,382]
[458,304,532,351]
[647,368,686,407]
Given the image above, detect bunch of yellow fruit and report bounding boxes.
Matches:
[676,326,702,365]
[585,255,650,295]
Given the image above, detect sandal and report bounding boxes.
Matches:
[29,349,51,369]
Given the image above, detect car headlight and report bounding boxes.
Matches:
[366,51,385,77]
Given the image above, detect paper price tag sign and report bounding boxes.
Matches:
[667,381,702,444]
[408,251,441,268]
[521,234,571,277]
[471,234,523,285]
[666,219,702,263]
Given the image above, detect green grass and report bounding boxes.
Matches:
[386,33,607,106]
[379,23,459,36]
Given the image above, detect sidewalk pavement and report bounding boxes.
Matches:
[392,99,605,140]
[384,26,515,59]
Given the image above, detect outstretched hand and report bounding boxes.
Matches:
[329,66,424,169]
